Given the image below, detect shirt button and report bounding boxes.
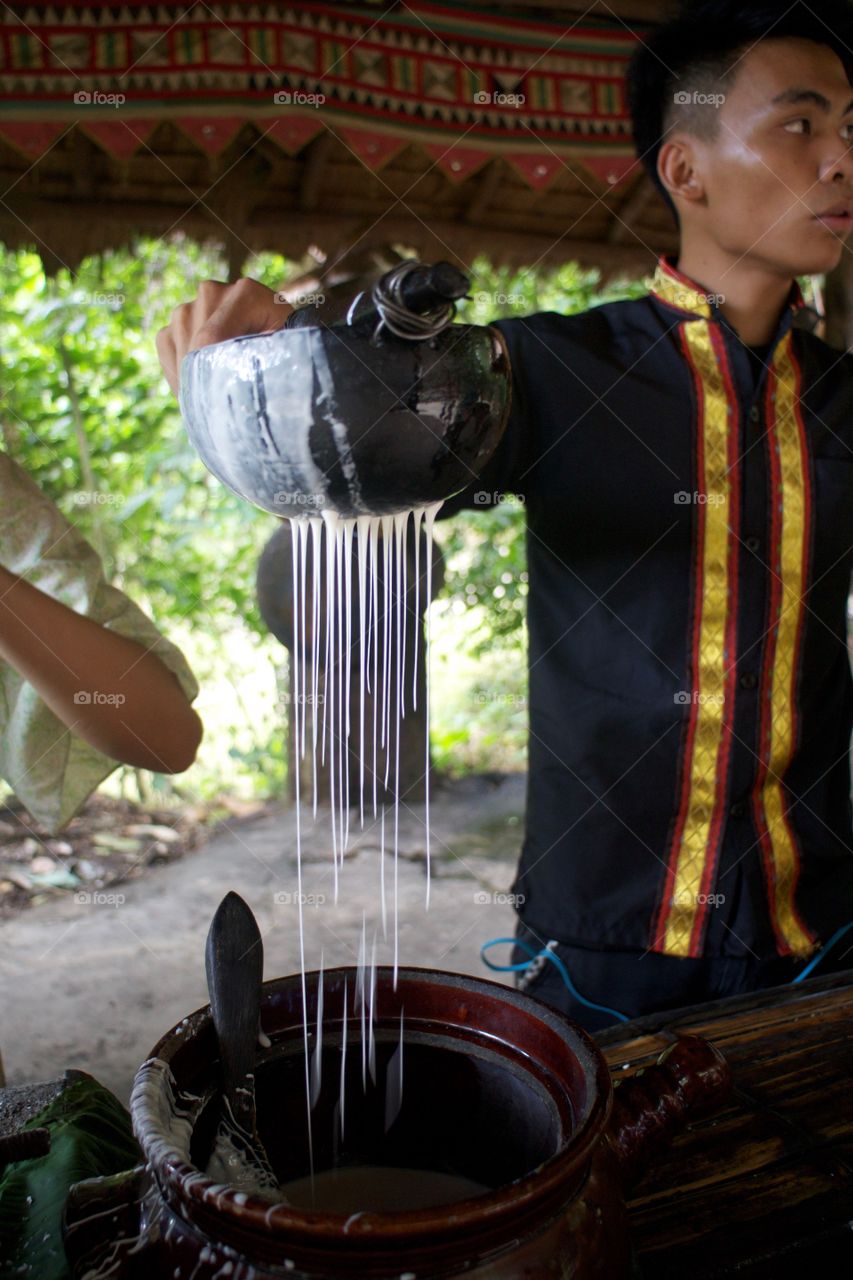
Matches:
[740,672,758,689]
[749,405,760,423]
[730,800,748,818]
[745,536,760,552]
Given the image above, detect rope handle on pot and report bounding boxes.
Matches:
[356,259,461,342]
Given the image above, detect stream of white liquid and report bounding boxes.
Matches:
[288,502,441,1185]
[79,507,447,1260]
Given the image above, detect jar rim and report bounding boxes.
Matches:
[131,966,612,1251]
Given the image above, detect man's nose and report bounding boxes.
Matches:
[819,134,853,186]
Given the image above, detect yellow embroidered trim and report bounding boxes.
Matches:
[758,333,815,957]
[663,320,733,956]
[649,259,713,318]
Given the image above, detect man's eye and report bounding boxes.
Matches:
[784,118,810,134]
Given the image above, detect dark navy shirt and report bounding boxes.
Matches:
[443,254,853,960]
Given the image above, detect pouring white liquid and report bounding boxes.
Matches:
[201,502,442,1199]
[288,503,440,1179]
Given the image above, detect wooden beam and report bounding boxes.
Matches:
[204,153,261,281]
[299,132,335,213]
[607,173,657,243]
[464,157,505,224]
[70,129,96,201]
[0,166,620,226]
[0,195,660,279]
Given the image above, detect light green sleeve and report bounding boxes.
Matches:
[0,451,199,833]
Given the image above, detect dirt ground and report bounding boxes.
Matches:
[0,772,525,1103]
[0,791,216,919]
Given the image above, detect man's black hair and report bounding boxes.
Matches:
[627,0,853,225]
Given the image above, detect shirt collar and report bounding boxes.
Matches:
[649,253,807,324]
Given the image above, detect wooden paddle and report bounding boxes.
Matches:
[204,891,278,1189]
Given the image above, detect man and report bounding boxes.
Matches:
[158,0,853,1028]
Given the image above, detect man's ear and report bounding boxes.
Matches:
[657,134,706,208]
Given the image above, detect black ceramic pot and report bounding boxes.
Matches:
[179,321,511,518]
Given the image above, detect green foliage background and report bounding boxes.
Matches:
[5,240,800,799]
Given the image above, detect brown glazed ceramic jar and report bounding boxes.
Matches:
[63,966,731,1279]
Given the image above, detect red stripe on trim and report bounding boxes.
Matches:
[657,254,700,293]
[653,324,707,949]
[752,366,788,951]
[778,346,816,945]
[688,324,741,956]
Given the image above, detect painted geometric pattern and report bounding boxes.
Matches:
[0,1,642,145]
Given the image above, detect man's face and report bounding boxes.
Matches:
[675,37,853,276]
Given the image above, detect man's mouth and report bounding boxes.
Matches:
[813,204,853,229]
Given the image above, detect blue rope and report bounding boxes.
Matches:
[482,920,853,1019]
[792,921,853,982]
[480,936,631,1023]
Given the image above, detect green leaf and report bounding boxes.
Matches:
[29,866,80,889]
[118,487,156,520]
[0,1072,141,1280]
